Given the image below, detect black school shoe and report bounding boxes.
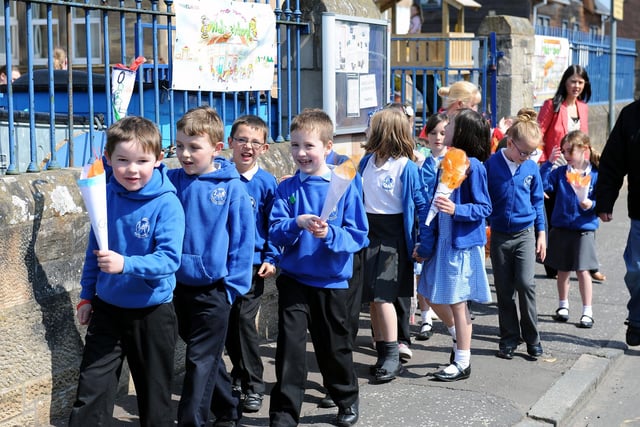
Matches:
[242,393,263,412]
[496,346,516,360]
[625,321,640,346]
[336,399,359,427]
[526,342,543,357]
[432,362,471,382]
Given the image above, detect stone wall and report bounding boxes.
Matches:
[0,143,296,426]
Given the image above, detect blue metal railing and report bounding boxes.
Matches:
[390,34,496,132]
[535,25,636,104]
[0,0,306,174]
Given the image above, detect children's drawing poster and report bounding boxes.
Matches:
[172,0,276,92]
[532,35,570,107]
[335,22,370,73]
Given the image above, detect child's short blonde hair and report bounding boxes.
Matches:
[105,116,162,158]
[289,108,334,145]
[177,105,224,146]
[506,108,542,146]
[438,81,481,109]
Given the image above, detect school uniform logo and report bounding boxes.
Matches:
[382,175,394,191]
[249,196,257,210]
[135,217,151,238]
[523,175,533,189]
[328,207,338,221]
[211,187,227,205]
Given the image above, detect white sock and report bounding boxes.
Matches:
[454,349,471,369]
[421,310,429,323]
[583,306,593,317]
[559,300,569,309]
[442,349,470,373]
[448,325,456,340]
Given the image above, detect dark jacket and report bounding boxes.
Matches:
[595,100,640,220]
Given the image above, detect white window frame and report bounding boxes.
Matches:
[0,3,20,66]
[70,5,103,65]
[32,3,60,66]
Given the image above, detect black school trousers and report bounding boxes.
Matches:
[269,274,358,427]
[69,297,177,427]
[174,281,240,427]
[225,265,265,395]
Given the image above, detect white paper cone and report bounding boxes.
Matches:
[112,67,137,121]
[78,173,109,251]
[572,184,589,202]
[320,173,352,221]
[425,182,453,226]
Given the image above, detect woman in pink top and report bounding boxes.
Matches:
[538,65,591,164]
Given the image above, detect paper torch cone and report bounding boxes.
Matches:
[77,159,109,251]
[320,159,357,221]
[111,56,145,121]
[425,147,469,226]
[426,182,454,226]
[566,169,591,202]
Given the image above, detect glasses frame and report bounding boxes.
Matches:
[510,138,539,158]
[232,137,266,149]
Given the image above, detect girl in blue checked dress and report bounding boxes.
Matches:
[415,109,492,382]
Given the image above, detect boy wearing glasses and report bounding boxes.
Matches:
[220,115,279,414]
[168,106,255,427]
[484,108,547,360]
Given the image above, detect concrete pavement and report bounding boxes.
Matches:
[105,186,635,427]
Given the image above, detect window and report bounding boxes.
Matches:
[537,15,550,28]
[32,3,60,66]
[0,3,20,65]
[71,5,102,64]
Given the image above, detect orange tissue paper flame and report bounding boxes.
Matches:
[565,170,591,187]
[333,158,357,180]
[87,158,104,178]
[440,148,469,189]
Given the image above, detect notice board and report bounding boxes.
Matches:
[322,13,390,135]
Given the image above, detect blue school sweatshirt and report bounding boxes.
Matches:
[80,163,185,309]
[485,151,546,233]
[540,162,599,231]
[269,170,369,289]
[420,154,443,198]
[419,157,492,259]
[240,166,280,266]
[168,157,255,304]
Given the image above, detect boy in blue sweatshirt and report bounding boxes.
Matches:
[168,106,255,427]
[222,115,279,413]
[69,116,185,427]
[268,109,369,427]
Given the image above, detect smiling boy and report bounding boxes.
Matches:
[220,115,279,413]
[268,108,368,427]
[69,116,185,427]
[167,106,255,427]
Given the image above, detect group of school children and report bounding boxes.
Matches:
[67,91,604,427]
